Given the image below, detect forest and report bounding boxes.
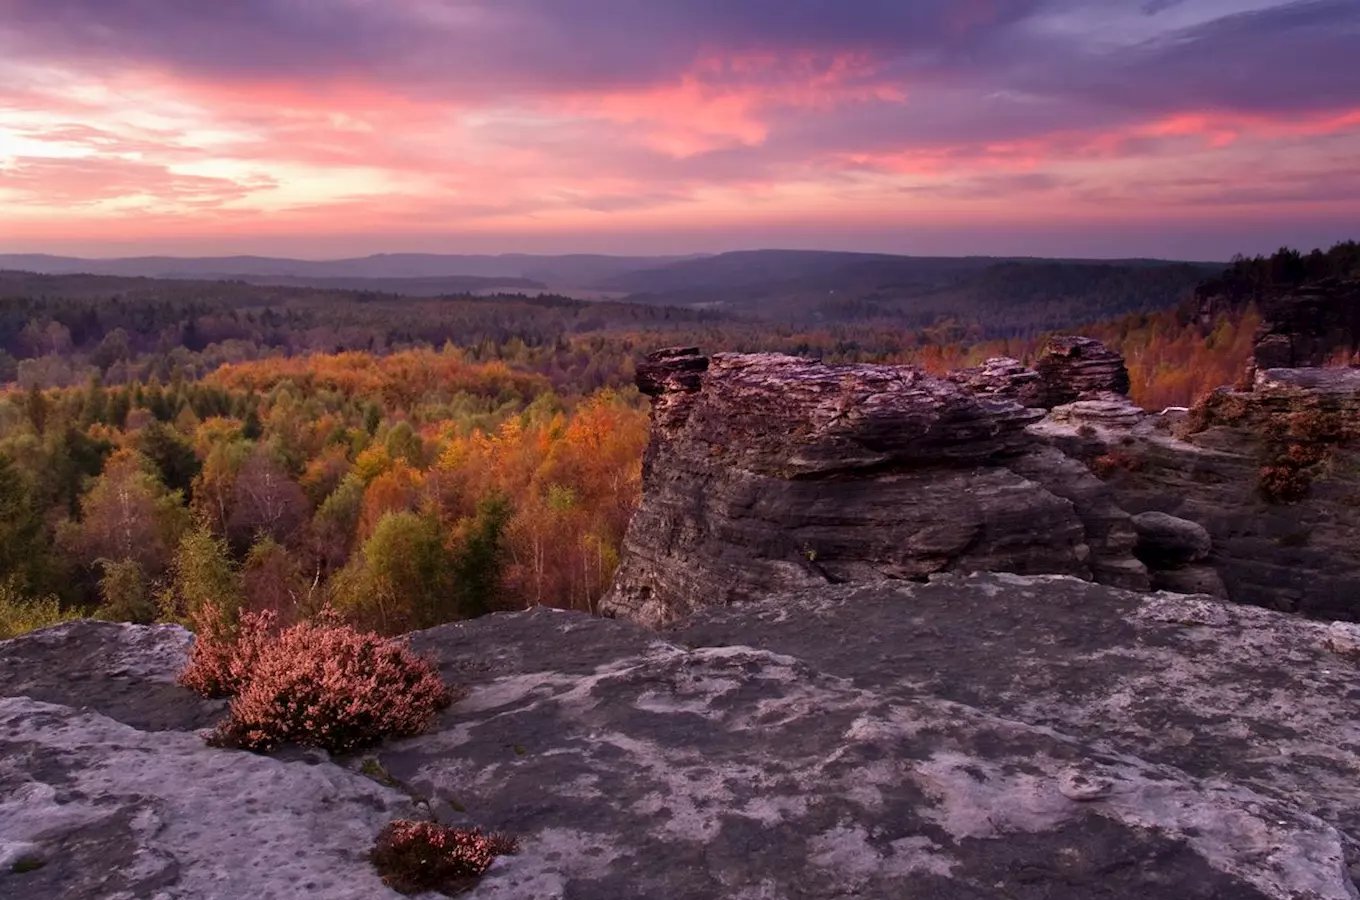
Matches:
[0,242,1355,640]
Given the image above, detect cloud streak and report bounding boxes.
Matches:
[0,0,1356,257]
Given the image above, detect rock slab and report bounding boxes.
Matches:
[6,576,1360,899]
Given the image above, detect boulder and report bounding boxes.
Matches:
[1131,511,1212,568]
[6,575,1360,899]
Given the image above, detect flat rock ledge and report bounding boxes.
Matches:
[5,575,1360,899]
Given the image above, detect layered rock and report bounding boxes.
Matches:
[601,350,1146,627]
[618,324,1360,625]
[1253,279,1360,369]
[945,335,1131,409]
[7,579,1360,899]
[1033,335,1131,405]
[1031,365,1360,619]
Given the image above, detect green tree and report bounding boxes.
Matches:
[449,494,510,619]
[332,511,453,633]
[163,526,242,624]
[383,421,424,468]
[0,453,54,595]
[311,475,365,570]
[138,421,202,500]
[97,558,157,624]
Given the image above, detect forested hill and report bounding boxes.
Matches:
[597,250,1223,330]
[1,254,1223,388]
[2,249,1223,333]
[0,240,1353,642]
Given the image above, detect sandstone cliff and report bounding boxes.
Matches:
[604,346,1147,627]
[5,578,1360,898]
[603,333,1360,626]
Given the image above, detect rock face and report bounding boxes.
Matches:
[1035,366,1360,620]
[0,622,416,900]
[1033,335,1131,405]
[601,349,1147,627]
[1253,279,1360,369]
[610,333,1360,625]
[6,579,1360,899]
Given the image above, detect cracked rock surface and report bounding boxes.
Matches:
[5,576,1360,899]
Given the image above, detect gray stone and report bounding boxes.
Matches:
[1029,367,1360,621]
[601,350,1148,627]
[1151,564,1230,599]
[1034,335,1132,405]
[7,574,1360,899]
[1132,511,1213,567]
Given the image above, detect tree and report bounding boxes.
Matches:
[448,494,510,618]
[191,437,251,537]
[311,476,365,572]
[23,385,48,434]
[63,449,189,576]
[228,447,308,549]
[138,421,202,500]
[97,558,156,624]
[331,511,454,634]
[383,421,425,468]
[163,526,241,624]
[0,453,54,595]
[243,536,315,621]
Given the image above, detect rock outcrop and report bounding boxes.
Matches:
[1253,279,1360,369]
[6,578,1360,899]
[1035,366,1360,620]
[602,349,1147,627]
[609,332,1360,625]
[945,335,1130,409]
[1033,335,1131,405]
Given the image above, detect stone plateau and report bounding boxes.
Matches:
[5,576,1360,898]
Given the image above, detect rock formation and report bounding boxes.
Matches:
[603,348,1148,627]
[1252,278,1360,369]
[1035,366,1360,619]
[1033,334,1131,405]
[606,329,1360,625]
[5,578,1360,899]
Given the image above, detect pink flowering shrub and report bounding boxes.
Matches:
[179,604,275,699]
[371,821,518,895]
[181,605,452,755]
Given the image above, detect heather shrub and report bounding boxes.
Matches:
[190,608,452,754]
[178,602,274,699]
[371,821,518,895]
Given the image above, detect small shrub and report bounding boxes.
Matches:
[195,609,452,754]
[1091,450,1142,478]
[371,821,518,896]
[178,603,274,699]
[0,578,80,641]
[1258,462,1315,504]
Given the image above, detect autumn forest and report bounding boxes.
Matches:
[2,243,1356,639]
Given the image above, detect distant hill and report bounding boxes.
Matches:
[0,252,701,290]
[0,248,1225,335]
[603,250,1224,333]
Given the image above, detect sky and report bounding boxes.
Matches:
[0,0,1357,261]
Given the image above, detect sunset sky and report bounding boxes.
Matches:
[0,0,1357,260]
